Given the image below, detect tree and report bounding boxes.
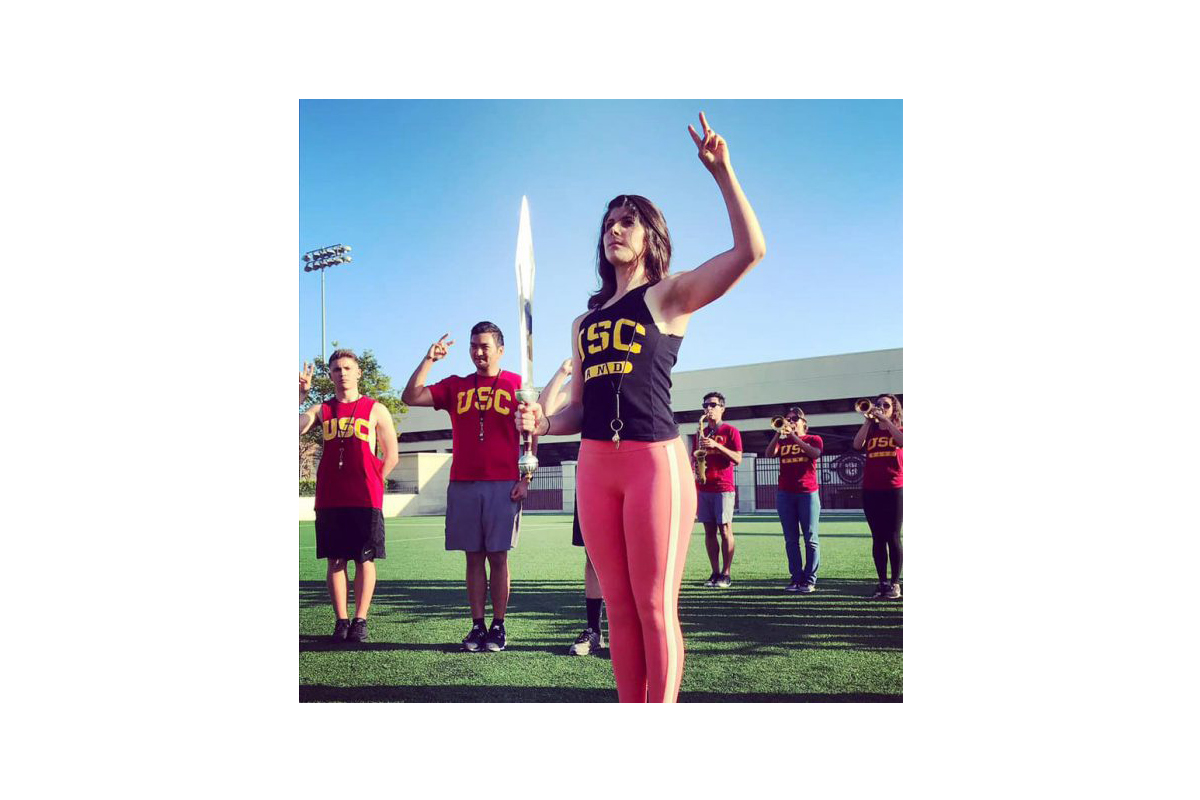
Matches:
[300,343,408,467]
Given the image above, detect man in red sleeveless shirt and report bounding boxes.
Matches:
[403,322,529,653]
[696,391,743,588]
[299,350,400,643]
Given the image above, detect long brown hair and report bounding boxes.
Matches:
[874,394,903,428]
[587,194,673,310]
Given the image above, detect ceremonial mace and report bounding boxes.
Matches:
[514,196,539,478]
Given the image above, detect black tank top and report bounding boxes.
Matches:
[578,283,683,442]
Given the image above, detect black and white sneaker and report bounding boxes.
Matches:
[703,572,720,588]
[332,619,351,642]
[462,624,488,652]
[485,622,507,652]
[346,617,368,642]
[785,581,802,592]
[715,574,732,588]
[568,627,605,656]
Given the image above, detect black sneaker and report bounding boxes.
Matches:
[485,622,507,652]
[332,618,351,642]
[346,617,368,642]
[462,624,488,652]
[715,573,732,588]
[703,572,720,587]
[568,627,604,656]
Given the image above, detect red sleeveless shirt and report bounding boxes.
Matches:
[315,397,385,509]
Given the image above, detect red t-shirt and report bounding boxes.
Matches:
[429,370,521,481]
[777,434,823,494]
[696,423,742,493]
[315,397,385,509]
[862,425,903,490]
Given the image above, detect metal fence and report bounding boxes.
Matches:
[753,454,866,510]
[525,465,564,511]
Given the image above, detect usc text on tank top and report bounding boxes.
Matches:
[578,283,683,442]
[315,397,385,509]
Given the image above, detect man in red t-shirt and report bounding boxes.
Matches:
[695,391,743,588]
[767,406,823,593]
[403,321,529,653]
[299,350,400,643]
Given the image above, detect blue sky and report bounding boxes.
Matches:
[300,100,901,390]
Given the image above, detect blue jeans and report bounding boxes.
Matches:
[777,490,820,584]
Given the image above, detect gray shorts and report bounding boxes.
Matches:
[445,480,521,552]
[697,491,735,525]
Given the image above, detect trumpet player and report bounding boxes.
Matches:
[852,395,904,600]
[696,392,743,588]
[767,407,823,593]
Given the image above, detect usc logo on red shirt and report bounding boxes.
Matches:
[455,386,513,416]
[323,416,371,442]
[779,443,810,460]
[867,435,898,458]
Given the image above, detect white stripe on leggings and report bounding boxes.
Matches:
[661,442,682,703]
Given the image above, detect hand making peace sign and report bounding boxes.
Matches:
[688,111,731,173]
[427,334,454,362]
[299,362,315,394]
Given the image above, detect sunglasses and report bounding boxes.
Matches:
[702,402,722,408]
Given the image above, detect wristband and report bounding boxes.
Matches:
[540,416,552,437]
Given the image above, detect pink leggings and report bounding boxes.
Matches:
[576,437,697,703]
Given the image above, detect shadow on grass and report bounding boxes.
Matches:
[731,513,867,524]
[302,577,900,657]
[706,531,871,538]
[300,579,613,656]
[299,684,899,703]
[674,578,902,655]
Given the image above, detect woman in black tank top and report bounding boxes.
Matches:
[516,113,767,702]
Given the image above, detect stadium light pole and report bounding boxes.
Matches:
[302,244,353,366]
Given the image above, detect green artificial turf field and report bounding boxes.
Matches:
[299,513,901,702]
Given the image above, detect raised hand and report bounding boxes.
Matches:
[427,334,454,362]
[687,111,731,173]
[299,362,315,399]
[559,358,573,375]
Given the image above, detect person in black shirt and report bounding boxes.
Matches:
[517,112,766,703]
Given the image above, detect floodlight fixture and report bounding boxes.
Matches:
[301,243,354,365]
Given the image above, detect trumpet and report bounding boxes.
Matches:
[771,416,796,436]
[694,412,709,483]
[855,398,877,419]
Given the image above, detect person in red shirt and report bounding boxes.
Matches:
[298,350,400,643]
[766,406,823,593]
[696,391,743,588]
[403,322,529,652]
[852,394,904,600]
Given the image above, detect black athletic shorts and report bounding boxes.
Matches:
[315,507,386,561]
